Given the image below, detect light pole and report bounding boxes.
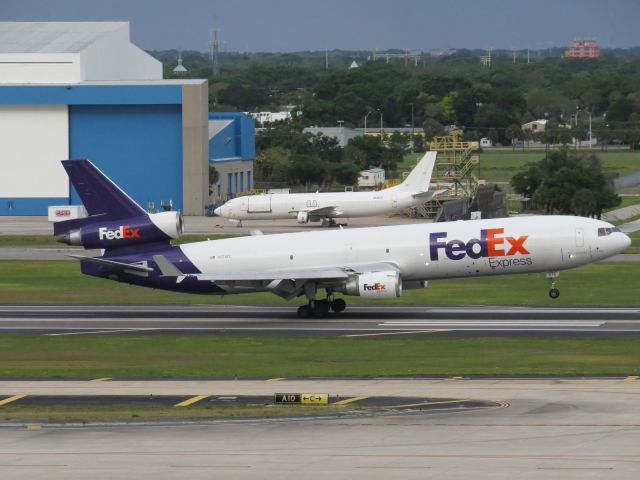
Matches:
[410,103,415,135]
[575,107,593,149]
[364,111,371,135]
[587,110,593,150]
[379,109,383,134]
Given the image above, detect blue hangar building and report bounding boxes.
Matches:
[0,22,255,216]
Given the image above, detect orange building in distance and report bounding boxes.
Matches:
[564,39,600,58]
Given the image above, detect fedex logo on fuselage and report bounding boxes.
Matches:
[363,282,386,291]
[429,228,529,261]
[98,225,140,241]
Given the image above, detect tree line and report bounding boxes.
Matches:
[511,149,620,217]
[158,48,640,148]
[254,121,417,188]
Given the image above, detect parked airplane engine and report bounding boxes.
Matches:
[297,211,309,224]
[339,270,402,299]
[57,211,183,249]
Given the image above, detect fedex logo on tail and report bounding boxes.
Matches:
[430,228,529,261]
[98,225,140,241]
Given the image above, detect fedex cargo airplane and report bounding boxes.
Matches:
[56,160,631,318]
[214,151,438,226]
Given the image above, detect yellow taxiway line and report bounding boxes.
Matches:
[174,395,209,407]
[334,395,369,406]
[390,398,471,409]
[0,394,27,406]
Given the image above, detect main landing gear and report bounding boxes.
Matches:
[546,271,560,299]
[297,287,346,318]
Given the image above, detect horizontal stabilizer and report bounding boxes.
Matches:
[412,189,447,200]
[68,254,154,274]
[53,213,107,236]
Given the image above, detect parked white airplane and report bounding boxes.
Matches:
[57,160,631,318]
[214,151,439,226]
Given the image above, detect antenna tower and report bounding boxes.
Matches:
[209,29,221,77]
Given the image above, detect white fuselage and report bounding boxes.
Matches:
[214,151,437,224]
[180,216,629,289]
[214,187,422,221]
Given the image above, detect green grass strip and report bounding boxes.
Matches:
[0,336,639,377]
[0,260,637,305]
[0,404,343,422]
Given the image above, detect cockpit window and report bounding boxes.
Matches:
[598,227,615,236]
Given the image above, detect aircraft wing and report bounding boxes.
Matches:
[288,206,341,217]
[175,266,349,282]
[173,262,399,283]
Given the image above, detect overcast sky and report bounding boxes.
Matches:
[2,0,638,52]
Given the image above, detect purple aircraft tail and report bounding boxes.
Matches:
[63,160,147,219]
[54,160,183,250]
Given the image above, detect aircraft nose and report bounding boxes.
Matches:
[621,232,632,250]
[213,207,222,216]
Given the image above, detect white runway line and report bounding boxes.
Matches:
[342,330,448,337]
[380,321,605,327]
[45,328,159,336]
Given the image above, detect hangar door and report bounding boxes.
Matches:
[0,105,69,214]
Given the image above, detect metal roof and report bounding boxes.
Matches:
[0,22,126,54]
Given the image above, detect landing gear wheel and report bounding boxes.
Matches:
[546,272,560,300]
[321,218,338,227]
[312,299,331,318]
[297,304,312,318]
[330,298,346,313]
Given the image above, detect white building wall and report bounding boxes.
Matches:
[0,22,161,84]
[0,52,81,84]
[80,24,161,81]
[0,105,69,197]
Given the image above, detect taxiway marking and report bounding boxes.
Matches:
[0,394,26,406]
[174,395,210,407]
[389,398,472,408]
[334,395,369,406]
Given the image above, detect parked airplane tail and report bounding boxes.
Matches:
[54,160,183,250]
[393,151,437,194]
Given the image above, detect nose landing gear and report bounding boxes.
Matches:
[546,271,560,299]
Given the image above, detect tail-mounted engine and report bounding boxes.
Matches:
[56,211,184,249]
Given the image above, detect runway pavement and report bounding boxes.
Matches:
[0,377,639,479]
[0,304,639,336]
